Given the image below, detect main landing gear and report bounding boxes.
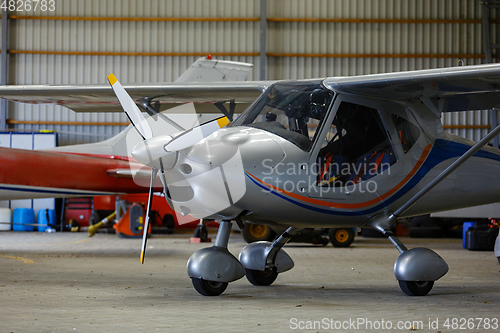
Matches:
[188,217,449,297]
[187,221,297,296]
[365,216,449,296]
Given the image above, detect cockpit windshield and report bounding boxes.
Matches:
[231,81,333,151]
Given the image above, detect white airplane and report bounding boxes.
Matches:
[1,63,500,298]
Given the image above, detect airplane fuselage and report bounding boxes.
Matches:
[163,85,500,229]
[0,147,153,200]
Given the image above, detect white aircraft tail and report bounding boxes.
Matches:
[175,56,253,82]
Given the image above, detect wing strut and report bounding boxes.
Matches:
[214,100,236,121]
[137,96,185,131]
[391,122,500,222]
[360,124,500,295]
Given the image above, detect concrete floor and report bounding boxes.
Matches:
[0,231,498,333]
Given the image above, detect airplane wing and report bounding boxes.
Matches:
[0,81,271,112]
[324,63,500,113]
[3,63,500,114]
[0,56,267,113]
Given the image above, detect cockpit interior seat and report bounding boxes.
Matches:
[317,152,346,187]
[349,151,393,185]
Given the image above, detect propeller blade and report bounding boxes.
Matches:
[164,116,230,152]
[108,73,153,141]
[140,167,158,264]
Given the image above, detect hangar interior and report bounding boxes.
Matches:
[1,1,500,332]
[0,0,498,145]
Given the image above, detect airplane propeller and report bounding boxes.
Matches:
[108,74,153,141]
[107,73,230,263]
[164,117,229,152]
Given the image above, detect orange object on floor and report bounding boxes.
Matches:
[113,203,151,238]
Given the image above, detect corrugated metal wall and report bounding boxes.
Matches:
[7,0,261,145]
[267,0,491,142]
[268,0,483,77]
[4,0,495,144]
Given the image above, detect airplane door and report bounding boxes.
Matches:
[307,95,397,200]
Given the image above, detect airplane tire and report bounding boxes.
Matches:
[242,223,276,243]
[245,268,278,286]
[193,224,208,242]
[162,214,175,234]
[398,280,434,296]
[191,278,228,296]
[329,228,355,247]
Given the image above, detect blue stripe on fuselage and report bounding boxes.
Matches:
[246,139,500,216]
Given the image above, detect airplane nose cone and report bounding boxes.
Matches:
[131,135,177,170]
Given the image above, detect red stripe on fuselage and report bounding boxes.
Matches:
[247,144,433,210]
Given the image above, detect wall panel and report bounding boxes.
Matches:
[4,0,495,144]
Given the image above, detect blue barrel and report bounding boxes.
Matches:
[12,208,35,232]
[37,209,56,232]
[462,222,476,248]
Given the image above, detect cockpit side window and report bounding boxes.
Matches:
[391,115,421,154]
[317,102,396,187]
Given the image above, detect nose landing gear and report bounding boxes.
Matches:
[188,223,297,296]
[187,221,245,296]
